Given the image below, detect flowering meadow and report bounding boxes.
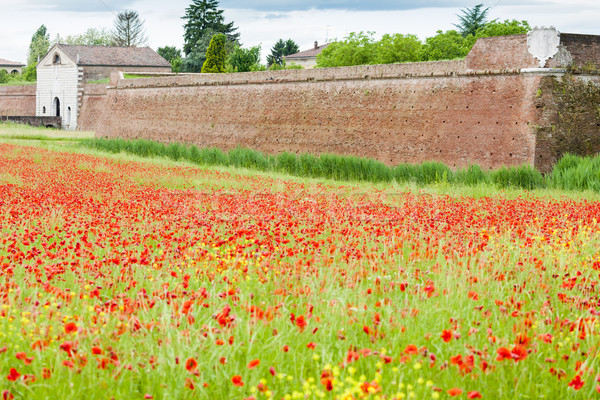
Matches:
[2,143,600,399]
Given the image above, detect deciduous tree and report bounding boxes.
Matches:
[27,25,50,67]
[420,30,476,61]
[227,45,261,72]
[64,28,113,46]
[476,19,531,38]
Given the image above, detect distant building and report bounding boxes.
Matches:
[36,43,170,130]
[0,58,25,75]
[285,41,331,68]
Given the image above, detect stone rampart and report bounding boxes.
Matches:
[35,29,600,172]
[0,115,61,129]
[0,85,36,116]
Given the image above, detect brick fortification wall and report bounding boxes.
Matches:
[77,31,600,172]
[0,85,36,116]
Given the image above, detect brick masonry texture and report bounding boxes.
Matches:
[0,85,36,116]
[8,33,600,172]
[83,71,542,171]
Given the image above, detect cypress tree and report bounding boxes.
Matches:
[201,34,227,73]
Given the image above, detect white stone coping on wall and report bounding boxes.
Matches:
[521,68,568,76]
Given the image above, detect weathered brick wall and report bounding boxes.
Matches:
[86,66,542,171]
[0,85,36,116]
[534,73,600,171]
[78,84,108,132]
[466,35,538,70]
[557,34,600,69]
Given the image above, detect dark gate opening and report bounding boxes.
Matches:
[54,97,60,117]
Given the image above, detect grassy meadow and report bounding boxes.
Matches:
[1,123,600,399]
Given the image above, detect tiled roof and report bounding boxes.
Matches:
[57,44,170,67]
[286,43,332,59]
[0,58,24,67]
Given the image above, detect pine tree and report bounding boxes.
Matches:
[201,34,227,73]
[454,4,490,37]
[182,0,239,56]
[266,39,299,67]
[113,10,148,47]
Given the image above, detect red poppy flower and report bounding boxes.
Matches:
[2,391,14,400]
[185,357,198,372]
[404,344,418,355]
[295,315,307,331]
[467,391,482,399]
[231,375,244,387]
[441,330,453,343]
[568,375,584,390]
[247,359,260,369]
[64,322,78,334]
[447,388,463,396]
[185,377,195,390]
[15,352,34,365]
[6,368,21,382]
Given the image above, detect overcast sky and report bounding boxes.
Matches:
[1,0,599,64]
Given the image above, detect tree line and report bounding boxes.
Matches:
[317,6,530,67]
[3,2,532,85]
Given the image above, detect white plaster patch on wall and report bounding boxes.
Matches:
[527,27,561,68]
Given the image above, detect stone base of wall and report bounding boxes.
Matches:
[1,116,62,129]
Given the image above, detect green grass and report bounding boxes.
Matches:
[79,137,600,194]
[86,78,110,84]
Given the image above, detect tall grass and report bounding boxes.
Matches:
[79,138,600,192]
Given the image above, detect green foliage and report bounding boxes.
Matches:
[182,28,236,73]
[547,153,600,192]
[454,4,490,37]
[415,161,452,185]
[157,46,182,64]
[182,0,239,57]
[266,39,300,67]
[227,45,261,72]
[64,28,114,46]
[0,70,9,84]
[202,34,227,73]
[158,46,183,73]
[112,10,148,47]
[377,34,423,64]
[476,20,531,38]
[454,164,489,186]
[420,30,476,61]
[317,32,423,67]
[22,64,37,82]
[491,165,545,190]
[317,32,379,67]
[27,25,50,67]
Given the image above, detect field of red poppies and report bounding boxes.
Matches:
[1,143,600,399]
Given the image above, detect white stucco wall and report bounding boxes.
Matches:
[285,57,317,69]
[36,47,80,130]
